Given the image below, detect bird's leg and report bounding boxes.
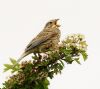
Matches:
[33,53,37,57]
[32,53,39,60]
[37,53,42,59]
[33,53,42,60]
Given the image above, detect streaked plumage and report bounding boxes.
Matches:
[14,19,61,67]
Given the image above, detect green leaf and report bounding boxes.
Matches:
[48,72,54,79]
[4,64,12,68]
[60,47,72,55]
[74,58,81,64]
[81,51,88,61]
[4,63,20,73]
[64,55,73,64]
[10,58,17,64]
[65,48,72,54]
[58,63,63,70]
[11,68,19,73]
[59,60,64,66]
[3,64,13,72]
[44,79,49,86]
[3,68,10,72]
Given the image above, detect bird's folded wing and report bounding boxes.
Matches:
[25,32,57,52]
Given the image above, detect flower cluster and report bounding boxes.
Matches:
[62,34,87,51]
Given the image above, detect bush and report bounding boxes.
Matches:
[1,34,88,89]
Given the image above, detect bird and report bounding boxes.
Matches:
[13,19,61,67]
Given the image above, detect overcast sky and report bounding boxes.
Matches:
[0,0,100,89]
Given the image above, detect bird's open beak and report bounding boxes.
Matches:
[55,19,60,27]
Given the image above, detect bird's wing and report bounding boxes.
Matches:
[25,31,57,52]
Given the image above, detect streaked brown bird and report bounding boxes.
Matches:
[14,19,61,66]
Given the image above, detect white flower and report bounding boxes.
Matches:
[62,34,87,51]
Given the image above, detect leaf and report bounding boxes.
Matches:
[44,79,49,85]
[81,51,88,61]
[64,55,73,64]
[48,72,54,79]
[65,48,72,54]
[3,64,13,72]
[11,68,19,73]
[4,64,12,68]
[74,58,81,64]
[3,68,10,72]
[10,58,17,64]
[59,60,64,66]
[4,63,20,73]
[61,47,72,55]
[57,63,63,73]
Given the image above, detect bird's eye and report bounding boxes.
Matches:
[45,21,53,28]
[49,22,52,24]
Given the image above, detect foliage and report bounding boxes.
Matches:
[1,34,88,89]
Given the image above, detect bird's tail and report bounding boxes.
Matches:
[12,52,28,68]
[16,53,26,63]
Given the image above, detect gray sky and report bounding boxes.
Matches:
[0,0,100,89]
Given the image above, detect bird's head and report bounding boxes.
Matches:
[44,19,60,29]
